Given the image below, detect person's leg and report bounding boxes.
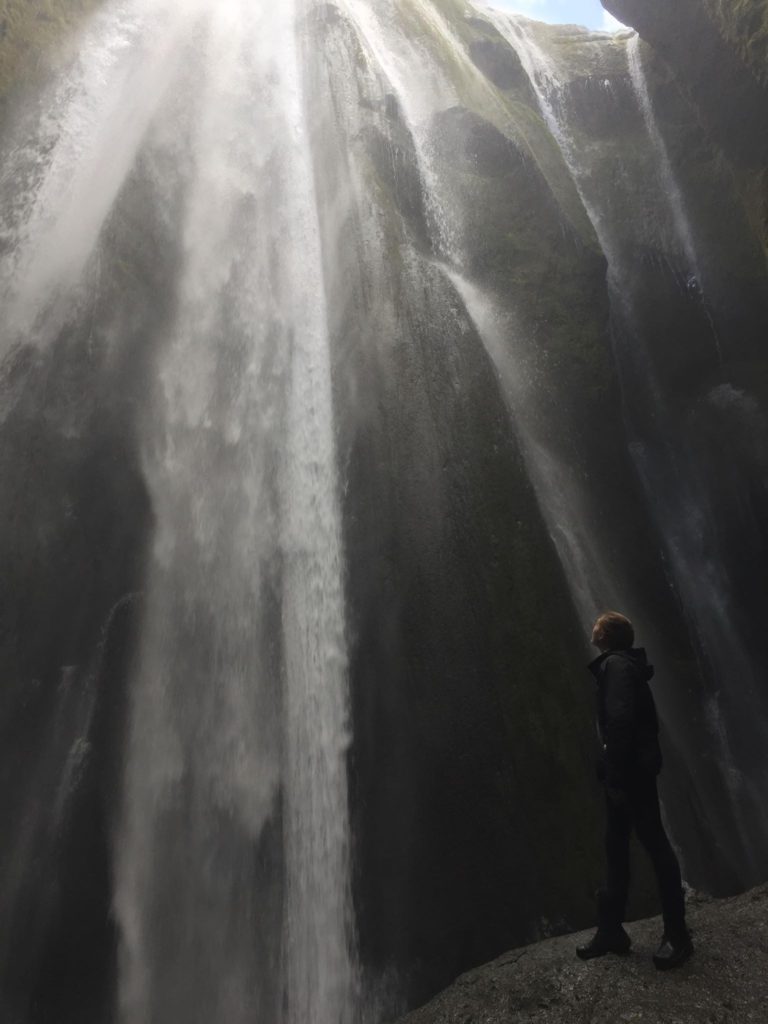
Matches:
[601,790,633,931]
[631,777,686,938]
[631,776,693,969]
[576,790,632,959]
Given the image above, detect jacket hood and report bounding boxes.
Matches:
[588,647,655,681]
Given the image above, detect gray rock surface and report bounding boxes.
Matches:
[397,886,768,1023]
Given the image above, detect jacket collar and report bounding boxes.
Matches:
[587,650,612,679]
[587,647,651,681]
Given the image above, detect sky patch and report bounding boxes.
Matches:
[483,0,628,31]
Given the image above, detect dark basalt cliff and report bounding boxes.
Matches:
[603,0,768,258]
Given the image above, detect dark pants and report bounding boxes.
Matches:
[600,775,686,939]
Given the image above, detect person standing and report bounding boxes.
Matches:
[576,611,694,970]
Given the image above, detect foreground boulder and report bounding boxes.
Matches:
[397,885,768,1024]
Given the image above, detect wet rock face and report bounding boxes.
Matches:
[362,104,431,249]
[468,38,532,93]
[560,74,640,139]
[338,272,601,1007]
[603,0,768,166]
[704,0,768,89]
[306,13,612,1010]
[598,0,768,684]
[0,155,182,1022]
[601,0,768,282]
[0,366,150,1023]
[436,106,533,179]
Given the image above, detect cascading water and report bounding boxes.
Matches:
[3,0,357,1021]
[339,0,617,627]
[625,33,722,362]
[115,3,357,1022]
[0,0,202,350]
[445,270,618,623]
[626,35,701,287]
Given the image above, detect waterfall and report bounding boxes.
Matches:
[339,0,616,626]
[479,12,626,275]
[338,0,463,261]
[445,270,616,623]
[112,2,357,1022]
[0,0,203,351]
[626,34,722,362]
[2,0,358,1020]
[1,0,768,1018]
[626,35,701,285]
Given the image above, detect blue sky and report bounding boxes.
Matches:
[488,0,627,31]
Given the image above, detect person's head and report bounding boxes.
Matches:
[591,611,634,651]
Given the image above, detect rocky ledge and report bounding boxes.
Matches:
[396,885,768,1024]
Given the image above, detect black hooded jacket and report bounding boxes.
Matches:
[588,648,663,790]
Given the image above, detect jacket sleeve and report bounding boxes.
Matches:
[602,656,636,789]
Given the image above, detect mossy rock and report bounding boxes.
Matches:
[468,36,532,93]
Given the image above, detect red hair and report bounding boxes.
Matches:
[593,611,634,650]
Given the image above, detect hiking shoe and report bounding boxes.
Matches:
[653,931,694,971]
[576,926,631,960]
